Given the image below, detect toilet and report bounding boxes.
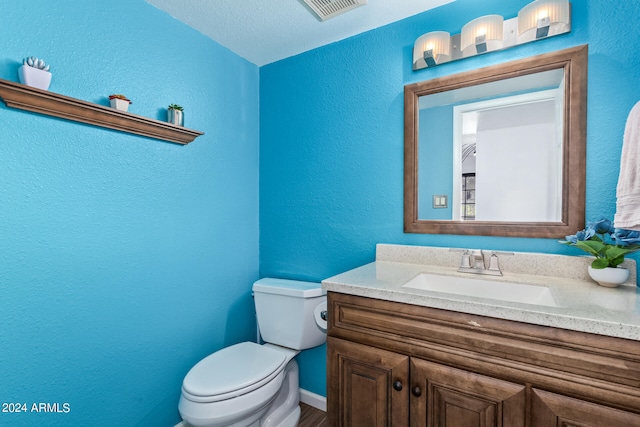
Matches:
[178,278,327,427]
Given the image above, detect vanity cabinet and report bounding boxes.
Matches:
[326,292,640,426]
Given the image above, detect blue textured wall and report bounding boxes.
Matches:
[0,0,259,425]
[260,0,640,397]
[2,0,639,422]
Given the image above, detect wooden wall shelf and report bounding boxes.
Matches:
[0,79,204,145]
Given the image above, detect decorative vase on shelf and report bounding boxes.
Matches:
[18,57,51,90]
[108,95,131,112]
[18,65,52,91]
[167,104,184,126]
[110,98,129,112]
[587,266,630,288]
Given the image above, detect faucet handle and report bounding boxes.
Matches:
[488,253,500,271]
[460,250,471,268]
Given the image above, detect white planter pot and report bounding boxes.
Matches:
[110,98,130,112]
[587,266,630,288]
[168,109,183,126]
[18,65,52,90]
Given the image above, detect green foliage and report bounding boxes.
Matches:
[560,218,640,269]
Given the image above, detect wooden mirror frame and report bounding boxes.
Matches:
[404,45,587,238]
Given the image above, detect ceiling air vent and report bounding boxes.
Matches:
[301,0,367,21]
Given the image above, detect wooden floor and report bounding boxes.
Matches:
[299,402,327,427]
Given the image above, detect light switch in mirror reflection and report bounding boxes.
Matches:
[417,71,564,222]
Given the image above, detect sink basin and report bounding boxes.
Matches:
[402,273,558,307]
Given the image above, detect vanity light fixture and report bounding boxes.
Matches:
[460,15,504,55]
[413,31,451,68]
[412,0,570,70]
[518,0,570,40]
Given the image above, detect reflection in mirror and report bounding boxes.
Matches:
[405,45,587,237]
[418,70,564,222]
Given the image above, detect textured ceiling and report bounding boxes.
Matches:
[146,0,454,66]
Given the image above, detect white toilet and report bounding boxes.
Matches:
[178,278,327,427]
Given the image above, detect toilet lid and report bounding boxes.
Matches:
[182,342,286,398]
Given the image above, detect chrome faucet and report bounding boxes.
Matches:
[457,249,506,276]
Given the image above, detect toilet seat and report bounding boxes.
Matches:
[181,342,287,403]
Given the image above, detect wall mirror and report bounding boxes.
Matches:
[404,45,587,237]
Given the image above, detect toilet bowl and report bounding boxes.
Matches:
[179,278,327,427]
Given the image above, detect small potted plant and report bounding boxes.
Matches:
[560,218,640,287]
[168,103,184,126]
[109,94,132,112]
[18,56,52,90]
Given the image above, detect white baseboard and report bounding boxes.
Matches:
[299,388,326,412]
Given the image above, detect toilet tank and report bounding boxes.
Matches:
[253,278,327,350]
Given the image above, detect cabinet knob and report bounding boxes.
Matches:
[393,380,403,391]
[412,386,422,397]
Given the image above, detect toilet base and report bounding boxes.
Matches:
[277,406,301,427]
[260,359,300,427]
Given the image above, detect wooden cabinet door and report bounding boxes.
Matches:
[410,358,526,427]
[532,388,640,426]
[327,336,410,427]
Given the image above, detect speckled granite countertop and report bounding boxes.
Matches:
[322,244,640,341]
